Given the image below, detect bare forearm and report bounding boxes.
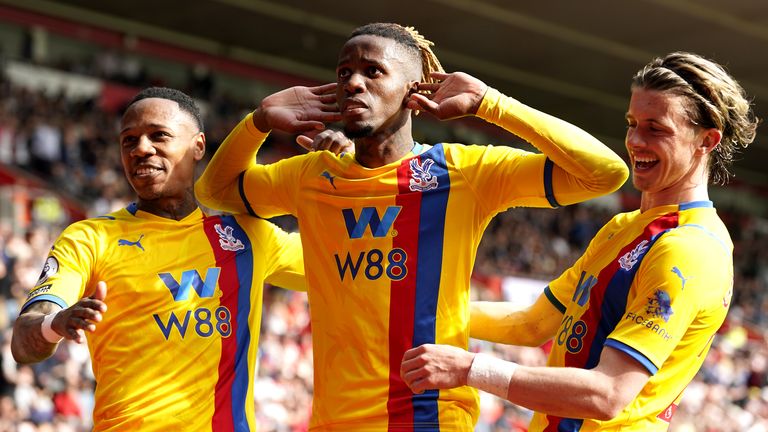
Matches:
[506,365,622,420]
[470,302,545,346]
[402,342,648,421]
[470,296,562,346]
[11,304,60,364]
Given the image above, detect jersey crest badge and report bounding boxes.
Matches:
[618,240,649,271]
[215,224,244,251]
[409,158,438,192]
[646,289,674,322]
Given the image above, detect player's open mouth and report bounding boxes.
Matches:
[134,166,164,178]
[342,99,367,115]
[634,156,659,171]
[344,107,366,115]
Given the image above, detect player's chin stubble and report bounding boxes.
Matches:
[344,125,374,139]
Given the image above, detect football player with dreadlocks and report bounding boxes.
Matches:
[197,22,628,430]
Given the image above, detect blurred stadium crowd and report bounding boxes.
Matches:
[1,42,767,432]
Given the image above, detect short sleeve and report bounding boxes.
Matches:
[21,222,97,312]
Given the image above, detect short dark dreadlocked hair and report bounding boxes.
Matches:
[349,23,444,86]
[632,52,759,185]
[127,87,204,132]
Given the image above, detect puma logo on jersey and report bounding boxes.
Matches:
[671,266,691,290]
[118,234,145,251]
[320,171,337,189]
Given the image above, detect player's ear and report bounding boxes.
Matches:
[405,81,421,114]
[698,128,722,155]
[193,132,206,160]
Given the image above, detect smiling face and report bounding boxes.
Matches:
[336,34,420,139]
[119,98,204,204]
[625,88,715,201]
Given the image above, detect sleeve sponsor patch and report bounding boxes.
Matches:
[646,289,674,322]
[27,284,52,299]
[35,256,59,286]
[624,311,674,341]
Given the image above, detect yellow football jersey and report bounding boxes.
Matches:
[534,201,733,431]
[196,87,627,431]
[22,205,305,432]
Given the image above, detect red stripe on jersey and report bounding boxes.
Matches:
[564,213,679,369]
[387,159,421,429]
[203,216,238,431]
[542,416,561,432]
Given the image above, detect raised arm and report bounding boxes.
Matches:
[195,83,343,214]
[12,281,107,364]
[409,72,628,205]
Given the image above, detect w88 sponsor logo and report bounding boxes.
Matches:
[335,206,409,281]
[153,306,231,340]
[153,267,231,339]
[334,248,408,281]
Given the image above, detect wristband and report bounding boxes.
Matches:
[467,353,517,399]
[41,312,63,344]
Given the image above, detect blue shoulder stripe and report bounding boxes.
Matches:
[605,338,659,375]
[679,200,713,210]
